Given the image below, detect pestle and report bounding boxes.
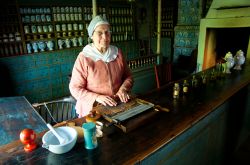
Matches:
[46,123,68,144]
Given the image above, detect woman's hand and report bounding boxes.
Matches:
[96,95,117,106]
[116,88,130,103]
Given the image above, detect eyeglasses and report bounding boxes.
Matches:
[93,30,111,36]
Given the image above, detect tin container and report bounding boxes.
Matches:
[82,122,98,149]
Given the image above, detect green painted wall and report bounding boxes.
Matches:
[0,49,79,103]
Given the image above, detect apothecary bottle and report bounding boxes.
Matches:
[173,83,180,99]
[191,75,198,88]
[182,80,189,94]
[210,69,216,81]
[201,72,207,84]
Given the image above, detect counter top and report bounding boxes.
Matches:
[0,96,47,146]
[0,64,250,165]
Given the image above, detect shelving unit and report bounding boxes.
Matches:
[106,3,154,69]
[153,0,175,38]
[84,6,107,26]
[0,1,148,70]
[0,3,136,56]
[160,7,174,38]
[19,6,54,54]
[0,1,24,57]
[52,6,84,50]
[108,6,135,42]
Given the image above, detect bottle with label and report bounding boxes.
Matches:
[182,79,189,94]
[201,72,207,85]
[173,83,180,99]
[210,69,216,81]
[191,75,198,88]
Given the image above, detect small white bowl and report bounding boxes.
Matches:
[42,126,77,154]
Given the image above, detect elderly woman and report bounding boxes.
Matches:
[69,15,134,117]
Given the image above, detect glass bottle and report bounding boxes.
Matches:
[191,75,198,88]
[201,72,207,85]
[182,79,189,94]
[210,69,216,81]
[173,83,180,99]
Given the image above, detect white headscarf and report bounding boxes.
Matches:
[87,15,109,38]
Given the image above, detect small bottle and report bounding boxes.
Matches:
[182,80,189,94]
[201,72,207,85]
[191,75,198,88]
[210,69,216,81]
[173,83,180,99]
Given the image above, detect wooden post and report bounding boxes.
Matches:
[247,35,250,60]
[156,0,162,64]
[92,0,97,17]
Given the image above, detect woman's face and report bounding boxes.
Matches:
[91,24,111,53]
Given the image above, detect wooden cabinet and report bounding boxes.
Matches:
[0,1,24,57]
[0,2,137,57]
[108,6,135,42]
[153,0,176,38]
[0,4,88,56]
[107,3,157,70]
[0,1,151,71]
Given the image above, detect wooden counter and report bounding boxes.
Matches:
[0,63,250,165]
